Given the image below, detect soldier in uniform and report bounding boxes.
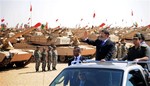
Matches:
[52,45,58,70]
[34,46,42,72]
[122,34,149,68]
[116,38,128,60]
[47,46,53,71]
[41,47,47,72]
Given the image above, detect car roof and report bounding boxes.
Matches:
[67,61,143,71]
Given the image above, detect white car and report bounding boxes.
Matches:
[50,61,150,86]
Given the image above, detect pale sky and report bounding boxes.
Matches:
[0,0,150,28]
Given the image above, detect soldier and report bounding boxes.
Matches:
[34,46,42,72]
[47,46,53,71]
[41,47,47,72]
[52,45,58,70]
[116,38,128,60]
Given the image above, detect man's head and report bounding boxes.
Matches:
[43,47,46,51]
[48,46,53,50]
[99,29,110,40]
[36,46,40,50]
[73,46,81,57]
[133,33,142,46]
[78,72,86,81]
[52,45,56,50]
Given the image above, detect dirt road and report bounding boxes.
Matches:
[0,63,67,86]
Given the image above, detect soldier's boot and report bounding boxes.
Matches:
[48,67,50,71]
[52,67,56,70]
[36,69,39,72]
[42,69,46,72]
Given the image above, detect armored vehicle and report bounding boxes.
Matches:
[0,23,41,68]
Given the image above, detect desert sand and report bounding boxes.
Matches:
[0,63,67,86]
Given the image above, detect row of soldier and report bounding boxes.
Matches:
[34,45,58,72]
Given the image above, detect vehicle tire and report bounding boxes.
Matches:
[15,61,25,67]
[7,63,14,68]
[59,56,66,63]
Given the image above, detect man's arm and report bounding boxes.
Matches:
[83,39,97,46]
[134,57,149,61]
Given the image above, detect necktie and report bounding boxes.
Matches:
[101,41,105,46]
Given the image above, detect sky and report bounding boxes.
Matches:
[0,0,150,28]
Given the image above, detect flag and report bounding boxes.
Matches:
[28,18,31,21]
[1,24,6,30]
[41,24,45,29]
[30,4,32,12]
[106,19,107,22]
[56,26,60,29]
[99,23,105,28]
[93,12,96,18]
[147,24,150,28]
[56,19,58,22]
[19,23,23,29]
[15,23,19,29]
[133,22,138,27]
[45,22,48,29]
[131,10,133,16]
[1,18,5,22]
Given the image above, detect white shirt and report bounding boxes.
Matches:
[71,55,82,65]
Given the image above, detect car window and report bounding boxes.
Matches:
[126,69,147,86]
[50,68,123,86]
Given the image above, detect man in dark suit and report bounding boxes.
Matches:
[82,29,115,61]
[68,46,85,66]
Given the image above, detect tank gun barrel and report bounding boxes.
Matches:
[0,23,41,50]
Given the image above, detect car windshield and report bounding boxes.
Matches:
[50,68,123,86]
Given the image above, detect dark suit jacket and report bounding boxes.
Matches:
[68,56,85,66]
[84,38,115,61]
[76,79,94,86]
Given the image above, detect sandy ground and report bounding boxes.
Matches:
[0,63,68,86]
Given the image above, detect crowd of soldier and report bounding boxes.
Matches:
[34,45,58,72]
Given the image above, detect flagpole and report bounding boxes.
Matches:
[30,3,32,27]
[30,11,32,27]
[92,11,96,29]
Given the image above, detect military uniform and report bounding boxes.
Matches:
[41,48,47,71]
[47,46,53,71]
[34,47,42,72]
[122,46,148,68]
[116,43,128,60]
[52,48,58,70]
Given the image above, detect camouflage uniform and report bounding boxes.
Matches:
[52,46,58,70]
[116,43,128,60]
[34,47,42,72]
[47,46,53,71]
[41,48,47,71]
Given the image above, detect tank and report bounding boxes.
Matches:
[57,45,95,62]
[22,28,96,62]
[0,23,41,68]
[0,49,33,68]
